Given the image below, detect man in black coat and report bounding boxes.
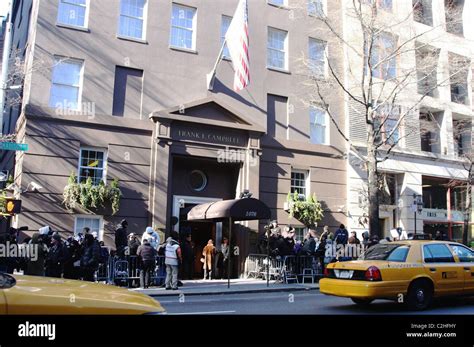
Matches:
[81,234,101,281]
[45,234,67,278]
[137,239,157,288]
[127,233,141,256]
[334,224,349,245]
[63,237,82,280]
[301,230,317,255]
[115,219,128,259]
[276,228,295,256]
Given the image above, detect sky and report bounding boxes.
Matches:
[0,0,11,18]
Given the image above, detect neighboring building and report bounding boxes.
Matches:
[0,15,6,76]
[343,0,474,242]
[0,0,347,276]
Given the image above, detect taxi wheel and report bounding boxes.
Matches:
[407,280,433,311]
[351,298,373,306]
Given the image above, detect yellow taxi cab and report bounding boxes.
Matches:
[0,272,166,314]
[319,240,474,310]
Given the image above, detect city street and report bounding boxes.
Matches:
[156,291,474,315]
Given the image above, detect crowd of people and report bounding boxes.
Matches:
[114,220,231,289]
[1,218,452,289]
[256,222,410,272]
[0,225,107,281]
[158,231,230,290]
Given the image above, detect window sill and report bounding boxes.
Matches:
[267,66,291,74]
[222,56,232,61]
[413,20,433,27]
[267,2,290,10]
[116,35,148,44]
[169,46,198,54]
[56,23,90,33]
[308,13,326,19]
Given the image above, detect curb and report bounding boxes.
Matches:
[145,285,319,297]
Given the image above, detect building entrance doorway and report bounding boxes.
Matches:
[172,196,221,279]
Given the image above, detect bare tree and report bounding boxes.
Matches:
[449,118,473,245]
[1,48,65,141]
[291,0,471,237]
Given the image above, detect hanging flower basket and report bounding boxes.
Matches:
[63,173,122,215]
[286,191,324,229]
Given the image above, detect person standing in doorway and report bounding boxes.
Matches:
[165,233,182,290]
[181,233,195,280]
[220,237,230,279]
[202,239,216,280]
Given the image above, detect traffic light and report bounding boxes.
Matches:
[0,199,21,216]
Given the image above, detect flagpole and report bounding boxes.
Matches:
[206,40,226,91]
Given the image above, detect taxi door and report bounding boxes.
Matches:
[0,290,7,314]
[449,243,474,294]
[422,244,464,295]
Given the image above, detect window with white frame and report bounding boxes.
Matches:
[57,0,88,28]
[75,216,103,240]
[268,0,287,7]
[291,170,309,197]
[308,0,325,17]
[78,148,106,185]
[267,27,288,70]
[308,38,327,78]
[365,0,392,11]
[366,32,397,80]
[293,227,308,242]
[374,103,401,146]
[221,15,232,59]
[310,106,328,144]
[118,0,147,40]
[49,58,83,110]
[377,0,392,11]
[170,3,197,50]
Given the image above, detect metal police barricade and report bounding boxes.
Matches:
[151,256,166,286]
[244,254,267,279]
[107,255,167,288]
[244,254,323,284]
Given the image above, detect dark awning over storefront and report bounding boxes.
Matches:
[187,198,271,222]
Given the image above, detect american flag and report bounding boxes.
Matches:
[225,0,250,91]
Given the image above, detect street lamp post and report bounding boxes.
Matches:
[413,193,423,235]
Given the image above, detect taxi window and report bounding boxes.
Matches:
[450,244,474,262]
[360,244,409,261]
[387,246,410,262]
[423,244,455,263]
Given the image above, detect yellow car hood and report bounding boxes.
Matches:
[3,275,165,315]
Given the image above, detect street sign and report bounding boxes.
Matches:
[0,142,28,151]
[0,198,21,216]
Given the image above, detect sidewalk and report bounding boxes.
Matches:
[132,278,320,297]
